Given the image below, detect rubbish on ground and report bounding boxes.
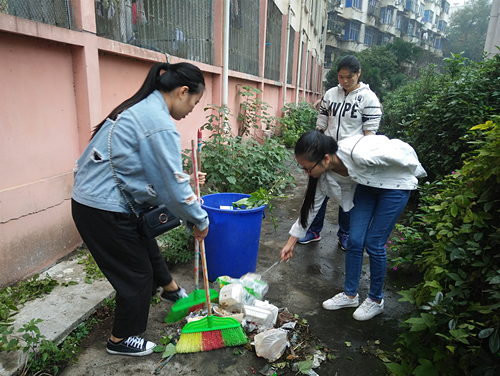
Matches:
[254,328,289,362]
[243,305,273,328]
[253,300,278,326]
[217,274,269,301]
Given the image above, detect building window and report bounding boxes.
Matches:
[438,20,447,32]
[419,3,425,18]
[424,10,433,23]
[435,38,442,50]
[364,27,374,45]
[408,22,414,36]
[396,14,402,29]
[442,0,450,14]
[346,0,363,10]
[343,21,361,41]
[382,8,393,25]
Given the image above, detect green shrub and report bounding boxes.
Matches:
[382,53,500,181]
[199,104,294,194]
[156,225,194,266]
[278,101,318,148]
[386,118,500,376]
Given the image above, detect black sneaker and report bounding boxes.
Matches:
[106,336,156,356]
[160,286,188,303]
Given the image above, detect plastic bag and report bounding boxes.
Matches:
[254,328,288,362]
[219,282,254,311]
[216,274,269,300]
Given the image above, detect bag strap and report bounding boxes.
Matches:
[108,120,140,218]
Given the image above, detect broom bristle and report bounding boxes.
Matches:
[188,302,205,313]
[201,330,225,351]
[176,332,203,353]
[221,327,248,347]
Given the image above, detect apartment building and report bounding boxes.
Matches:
[324,0,451,67]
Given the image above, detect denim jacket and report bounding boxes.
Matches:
[72,90,209,231]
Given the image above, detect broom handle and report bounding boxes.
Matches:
[191,139,212,317]
[191,140,200,290]
[200,239,212,316]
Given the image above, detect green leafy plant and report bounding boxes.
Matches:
[232,178,288,231]
[200,104,294,195]
[382,53,500,181]
[278,101,318,148]
[77,248,105,284]
[156,225,195,266]
[237,85,278,137]
[1,273,59,353]
[385,118,500,376]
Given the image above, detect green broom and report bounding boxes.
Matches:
[175,240,248,353]
[165,140,219,324]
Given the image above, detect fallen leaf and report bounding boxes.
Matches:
[345,341,351,347]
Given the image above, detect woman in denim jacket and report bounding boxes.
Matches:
[72,62,208,356]
[280,130,426,321]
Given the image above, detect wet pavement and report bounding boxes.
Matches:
[58,159,417,376]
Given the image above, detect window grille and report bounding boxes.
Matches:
[264,0,282,81]
[287,26,295,84]
[299,41,304,87]
[95,0,213,65]
[364,27,373,45]
[229,0,260,76]
[1,0,73,29]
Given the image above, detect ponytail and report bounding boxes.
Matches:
[295,130,338,228]
[91,62,205,139]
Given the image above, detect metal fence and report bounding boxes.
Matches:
[95,0,214,65]
[0,0,73,29]
[264,0,282,81]
[287,26,295,85]
[228,0,260,76]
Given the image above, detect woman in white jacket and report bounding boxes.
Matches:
[298,55,382,251]
[280,130,426,321]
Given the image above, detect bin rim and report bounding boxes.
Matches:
[201,192,267,213]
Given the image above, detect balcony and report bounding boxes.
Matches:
[380,22,396,35]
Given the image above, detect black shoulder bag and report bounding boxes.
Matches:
[108,120,181,238]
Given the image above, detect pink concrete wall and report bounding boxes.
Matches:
[0,31,82,286]
[0,2,322,287]
[98,53,215,152]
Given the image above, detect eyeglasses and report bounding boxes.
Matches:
[297,160,321,174]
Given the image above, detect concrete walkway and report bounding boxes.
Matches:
[0,258,115,376]
[0,161,418,376]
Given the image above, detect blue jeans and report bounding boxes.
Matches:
[309,197,350,236]
[344,185,410,302]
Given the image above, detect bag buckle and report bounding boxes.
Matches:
[159,213,168,224]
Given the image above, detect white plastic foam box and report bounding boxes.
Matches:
[219,283,243,307]
[253,300,279,325]
[243,305,272,325]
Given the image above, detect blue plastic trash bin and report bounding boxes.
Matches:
[201,193,266,281]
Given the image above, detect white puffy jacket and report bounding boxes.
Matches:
[289,135,427,239]
[317,82,382,141]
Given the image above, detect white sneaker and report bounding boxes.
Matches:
[352,298,384,321]
[322,292,359,310]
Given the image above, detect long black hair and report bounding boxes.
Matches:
[91,62,205,138]
[295,130,338,228]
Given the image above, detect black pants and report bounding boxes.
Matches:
[71,199,173,338]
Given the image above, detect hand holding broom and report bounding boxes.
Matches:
[164,138,218,324]
[175,140,248,353]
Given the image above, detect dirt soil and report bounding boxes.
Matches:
[59,158,421,376]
